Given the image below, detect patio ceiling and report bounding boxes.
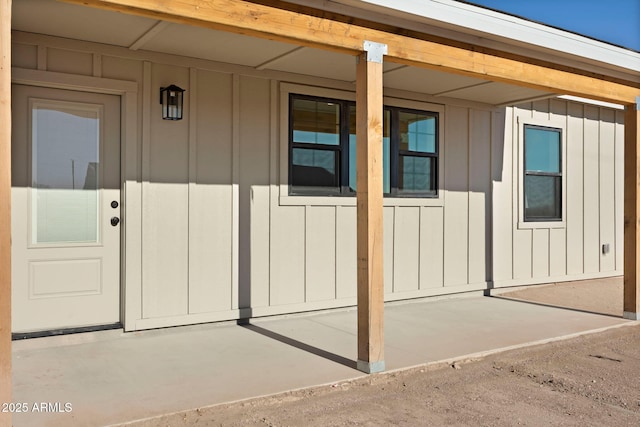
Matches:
[12,0,556,106]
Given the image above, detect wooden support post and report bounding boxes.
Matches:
[356,41,387,374]
[0,0,11,425]
[624,97,640,320]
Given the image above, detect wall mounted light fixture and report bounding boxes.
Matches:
[160,85,185,120]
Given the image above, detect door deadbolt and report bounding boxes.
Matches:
[111,201,119,208]
[111,217,120,226]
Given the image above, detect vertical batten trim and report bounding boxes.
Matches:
[334,207,339,298]
[512,111,518,280]
[487,110,495,282]
[93,53,102,77]
[303,205,308,302]
[123,85,141,332]
[466,108,471,284]
[187,68,197,313]
[417,207,421,290]
[390,206,395,293]
[269,79,278,302]
[37,45,46,71]
[580,103,586,274]
[140,61,151,319]
[596,108,602,272]
[231,74,240,309]
[614,109,625,272]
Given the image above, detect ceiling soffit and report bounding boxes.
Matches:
[13,0,562,105]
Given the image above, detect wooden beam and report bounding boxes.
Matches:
[624,97,640,320]
[64,0,639,104]
[0,0,11,425]
[356,41,385,374]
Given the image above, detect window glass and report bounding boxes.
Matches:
[399,112,436,153]
[524,175,561,219]
[525,127,560,173]
[292,98,340,145]
[291,148,339,192]
[31,102,100,244]
[399,155,434,194]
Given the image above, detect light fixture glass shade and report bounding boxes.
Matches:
[160,85,185,120]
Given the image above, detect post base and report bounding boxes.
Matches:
[357,360,385,374]
[623,311,639,320]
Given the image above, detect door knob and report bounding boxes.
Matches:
[111,217,120,226]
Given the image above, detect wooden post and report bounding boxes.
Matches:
[0,0,12,424]
[356,41,386,374]
[624,97,640,320]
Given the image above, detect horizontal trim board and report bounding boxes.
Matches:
[64,0,639,104]
[12,67,138,93]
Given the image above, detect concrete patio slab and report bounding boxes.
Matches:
[11,283,633,427]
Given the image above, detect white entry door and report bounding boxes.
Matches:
[11,84,121,333]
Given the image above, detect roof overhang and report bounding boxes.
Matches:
[57,0,639,104]
[329,0,640,75]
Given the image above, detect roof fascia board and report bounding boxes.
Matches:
[286,0,636,82]
[331,0,640,74]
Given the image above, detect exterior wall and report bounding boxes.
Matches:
[12,32,622,332]
[492,99,624,287]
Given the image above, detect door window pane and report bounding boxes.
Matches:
[31,101,101,244]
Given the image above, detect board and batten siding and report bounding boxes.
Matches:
[492,99,624,287]
[11,33,571,332]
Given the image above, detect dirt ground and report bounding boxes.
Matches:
[128,279,640,427]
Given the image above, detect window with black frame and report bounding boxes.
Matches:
[523,124,562,221]
[289,93,438,197]
[289,95,343,195]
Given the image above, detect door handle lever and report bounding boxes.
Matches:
[111,217,120,226]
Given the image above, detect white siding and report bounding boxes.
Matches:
[443,106,469,286]
[12,33,624,330]
[493,98,624,287]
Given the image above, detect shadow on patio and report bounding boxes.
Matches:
[11,277,632,427]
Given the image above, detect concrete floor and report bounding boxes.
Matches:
[11,281,634,427]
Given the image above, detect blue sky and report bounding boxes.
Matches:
[463,0,640,51]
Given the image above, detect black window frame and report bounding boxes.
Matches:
[288,93,439,197]
[388,106,439,197]
[523,124,562,222]
[288,94,352,196]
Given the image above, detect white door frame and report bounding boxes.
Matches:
[11,67,140,331]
